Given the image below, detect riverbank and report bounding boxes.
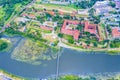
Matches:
[1,69,120,80]
[0,69,25,80]
[0,38,12,52]
[58,41,120,54]
[1,48,120,79]
[48,73,120,80]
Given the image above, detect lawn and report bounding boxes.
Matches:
[100,23,107,39]
[0,7,5,20]
[33,3,77,13]
[45,21,54,27]
[76,14,88,18]
[69,24,76,29]
[27,20,52,33]
[28,26,52,33]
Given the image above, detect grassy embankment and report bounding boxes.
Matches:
[61,34,120,54]
[49,74,120,80]
[63,41,120,54]
[0,69,25,80]
[32,3,88,17]
[0,38,12,52]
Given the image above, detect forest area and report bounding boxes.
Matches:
[0,0,32,26]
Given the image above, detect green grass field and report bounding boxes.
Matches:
[33,3,77,13]
[0,7,5,20]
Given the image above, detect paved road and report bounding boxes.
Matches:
[0,0,36,33]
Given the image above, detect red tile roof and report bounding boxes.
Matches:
[21,13,36,19]
[112,27,120,38]
[40,26,53,31]
[21,13,28,17]
[28,14,36,19]
[46,11,55,16]
[61,20,80,40]
[84,21,99,38]
[59,11,64,15]
[73,30,80,40]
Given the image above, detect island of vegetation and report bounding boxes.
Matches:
[0,37,12,52]
[11,39,60,65]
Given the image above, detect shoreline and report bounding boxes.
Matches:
[1,68,120,80]
[0,69,25,80]
[48,72,120,80]
[58,42,120,54]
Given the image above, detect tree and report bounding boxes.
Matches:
[0,40,8,51]
[68,39,74,44]
[45,13,52,18]
[0,0,33,25]
[110,39,120,48]
[76,24,84,32]
[93,42,98,47]
[52,15,62,22]
[63,14,71,19]
[84,32,91,38]
[85,40,90,46]
[0,33,3,38]
[89,8,96,16]
[109,1,116,8]
[37,16,45,24]
[58,33,63,38]
[75,0,97,9]
[57,19,64,27]
[67,36,74,44]
[93,16,100,24]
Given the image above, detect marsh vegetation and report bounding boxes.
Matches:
[11,39,60,65]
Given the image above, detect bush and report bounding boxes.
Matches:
[110,39,120,48]
[58,33,63,38]
[109,1,116,8]
[0,40,8,51]
[93,42,98,47]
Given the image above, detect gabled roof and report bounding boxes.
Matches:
[21,13,36,19]
[112,27,120,38]
[59,11,64,15]
[40,26,53,31]
[84,21,99,38]
[61,20,80,40]
[46,11,55,16]
[84,21,97,34]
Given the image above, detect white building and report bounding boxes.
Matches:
[93,1,113,15]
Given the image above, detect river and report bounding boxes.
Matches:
[0,36,120,79]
